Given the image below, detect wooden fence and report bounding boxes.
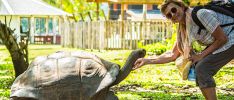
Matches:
[61,20,174,50]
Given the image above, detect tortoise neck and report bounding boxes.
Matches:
[111,49,145,86]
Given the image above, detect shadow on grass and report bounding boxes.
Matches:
[117,91,234,100]
[117,91,204,100]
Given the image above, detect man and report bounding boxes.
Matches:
[133,0,234,100]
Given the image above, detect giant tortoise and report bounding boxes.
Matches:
[10,49,146,100]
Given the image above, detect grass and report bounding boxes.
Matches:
[0,44,234,100]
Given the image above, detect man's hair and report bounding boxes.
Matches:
[159,0,189,13]
[159,0,190,55]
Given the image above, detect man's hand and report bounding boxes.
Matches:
[189,54,203,64]
[132,58,149,70]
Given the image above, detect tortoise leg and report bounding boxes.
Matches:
[91,88,118,100]
[105,91,118,100]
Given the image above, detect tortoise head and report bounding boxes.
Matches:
[92,49,146,100]
[111,49,146,86]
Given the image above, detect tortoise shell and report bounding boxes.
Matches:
[10,51,120,100]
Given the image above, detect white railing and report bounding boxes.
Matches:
[61,20,174,50]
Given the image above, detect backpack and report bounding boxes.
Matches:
[191,0,234,35]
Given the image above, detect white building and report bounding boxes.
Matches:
[0,0,72,44]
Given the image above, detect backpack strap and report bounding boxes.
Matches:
[191,6,205,35]
[191,5,234,35]
[206,5,234,18]
[221,22,234,27]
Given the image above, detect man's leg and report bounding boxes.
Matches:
[200,87,217,100]
[195,45,234,100]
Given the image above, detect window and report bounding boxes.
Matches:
[48,18,53,33]
[54,18,59,34]
[147,4,153,10]
[35,18,46,35]
[20,17,30,34]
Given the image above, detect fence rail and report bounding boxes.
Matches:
[61,20,174,50]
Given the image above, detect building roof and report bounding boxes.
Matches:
[0,0,72,16]
[126,10,166,20]
[87,0,210,5]
[87,0,163,4]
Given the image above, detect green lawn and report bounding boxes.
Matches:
[0,45,233,100]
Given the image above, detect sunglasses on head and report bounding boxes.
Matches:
[165,7,177,19]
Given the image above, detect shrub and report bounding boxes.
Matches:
[141,42,168,55]
[137,23,207,55]
[138,31,177,55]
[192,41,206,53]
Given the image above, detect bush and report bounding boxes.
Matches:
[137,23,207,55]
[140,42,167,55]
[192,41,206,53]
[138,32,177,55]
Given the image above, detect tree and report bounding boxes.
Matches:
[182,0,190,5]
[43,0,103,21]
[0,17,29,77]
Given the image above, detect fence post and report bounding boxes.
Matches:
[61,20,174,50]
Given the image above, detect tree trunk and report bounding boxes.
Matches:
[10,50,28,77]
[0,20,28,77]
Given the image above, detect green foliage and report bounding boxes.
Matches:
[0,45,233,99]
[138,24,177,55]
[117,91,234,100]
[117,91,205,100]
[0,64,14,99]
[0,64,14,90]
[140,42,167,55]
[138,22,207,55]
[0,77,14,89]
[43,0,104,21]
[0,89,10,100]
[164,31,177,50]
[182,0,190,5]
[192,41,206,53]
